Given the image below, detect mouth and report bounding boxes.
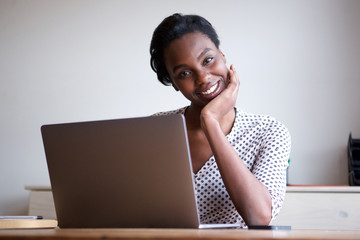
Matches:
[201,82,219,95]
[196,80,223,101]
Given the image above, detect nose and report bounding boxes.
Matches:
[195,69,210,86]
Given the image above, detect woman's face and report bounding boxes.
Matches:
[163,32,229,108]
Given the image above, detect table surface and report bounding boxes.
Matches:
[1,228,360,240]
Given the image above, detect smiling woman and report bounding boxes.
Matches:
[163,32,229,107]
[150,13,291,228]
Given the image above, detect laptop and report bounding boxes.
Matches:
[41,114,240,229]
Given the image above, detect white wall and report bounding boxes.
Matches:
[1,0,359,215]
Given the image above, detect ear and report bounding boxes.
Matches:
[219,49,226,63]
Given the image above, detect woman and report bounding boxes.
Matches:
[150,13,291,228]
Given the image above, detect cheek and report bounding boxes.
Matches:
[173,80,193,95]
[213,60,228,77]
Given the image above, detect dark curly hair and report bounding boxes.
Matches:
[150,13,220,86]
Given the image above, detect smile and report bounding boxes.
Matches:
[201,82,219,95]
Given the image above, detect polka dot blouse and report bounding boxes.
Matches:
[154,107,291,228]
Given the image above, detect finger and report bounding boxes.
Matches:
[231,64,239,81]
[228,64,240,90]
[227,65,239,102]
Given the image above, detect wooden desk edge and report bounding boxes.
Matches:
[1,228,360,240]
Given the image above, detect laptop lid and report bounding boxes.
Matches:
[41,114,201,228]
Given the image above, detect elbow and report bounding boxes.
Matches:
[245,210,272,226]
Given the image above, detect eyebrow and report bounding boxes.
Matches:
[198,48,212,60]
[172,48,213,73]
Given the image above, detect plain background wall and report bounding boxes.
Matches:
[1,0,360,215]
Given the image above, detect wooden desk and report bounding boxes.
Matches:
[1,228,360,240]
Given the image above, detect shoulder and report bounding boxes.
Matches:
[235,109,287,129]
[234,108,291,141]
[152,106,187,116]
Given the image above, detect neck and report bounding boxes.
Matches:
[185,104,236,134]
[184,104,202,130]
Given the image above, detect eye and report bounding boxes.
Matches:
[203,56,214,65]
[178,70,191,79]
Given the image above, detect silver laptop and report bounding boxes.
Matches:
[41,114,239,229]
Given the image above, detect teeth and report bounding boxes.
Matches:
[201,83,218,95]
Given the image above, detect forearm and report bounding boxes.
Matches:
[201,115,272,226]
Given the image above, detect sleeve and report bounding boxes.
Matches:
[251,119,291,220]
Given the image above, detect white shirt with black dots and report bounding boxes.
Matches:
[154,107,291,228]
